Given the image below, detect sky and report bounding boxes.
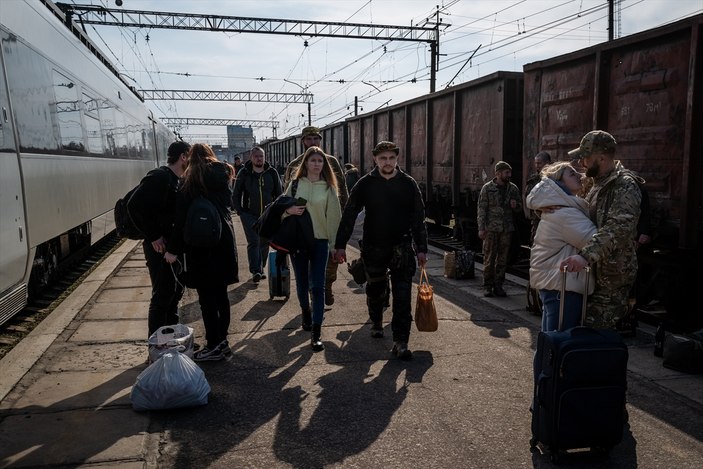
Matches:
[73,0,703,144]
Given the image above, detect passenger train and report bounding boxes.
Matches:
[0,0,175,324]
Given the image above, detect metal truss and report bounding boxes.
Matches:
[160,118,278,128]
[143,90,312,103]
[55,4,437,42]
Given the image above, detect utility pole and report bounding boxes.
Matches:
[608,0,615,41]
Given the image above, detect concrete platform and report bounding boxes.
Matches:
[1,215,702,468]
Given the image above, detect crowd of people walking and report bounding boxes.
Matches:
[126,124,647,364]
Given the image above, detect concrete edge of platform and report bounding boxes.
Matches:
[0,239,139,401]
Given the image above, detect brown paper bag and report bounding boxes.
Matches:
[415,267,438,332]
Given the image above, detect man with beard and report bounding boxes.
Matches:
[333,141,427,360]
[477,161,522,297]
[232,146,282,282]
[560,130,642,329]
[284,126,348,305]
[127,140,190,337]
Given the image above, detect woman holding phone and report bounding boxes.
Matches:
[284,146,342,351]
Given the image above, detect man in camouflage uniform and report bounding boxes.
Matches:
[524,151,552,245]
[560,130,642,329]
[477,161,522,297]
[284,126,349,305]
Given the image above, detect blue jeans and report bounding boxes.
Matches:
[539,289,585,332]
[240,212,268,275]
[292,239,329,325]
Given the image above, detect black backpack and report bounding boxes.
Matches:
[114,187,144,240]
[184,196,222,248]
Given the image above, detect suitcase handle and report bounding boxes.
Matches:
[559,265,590,331]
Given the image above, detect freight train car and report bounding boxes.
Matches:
[523,13,703,330]
[344,71,524,249]
[0,0,175,324]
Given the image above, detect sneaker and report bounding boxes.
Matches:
[483,287,494,297]
[392,342,413,360]
[370,322,384,338]
[217,340,233,358]
[193,346,224,361]
[252,272,262,283]
[493,285,507,297]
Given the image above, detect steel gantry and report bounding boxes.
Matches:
[55,3,441,92]
[142,90,313,104]
[161,118,279,138]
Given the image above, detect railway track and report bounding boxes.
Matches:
[0,232,124,360]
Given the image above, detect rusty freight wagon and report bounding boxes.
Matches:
[346,71,525,250]
[522,14,703,330]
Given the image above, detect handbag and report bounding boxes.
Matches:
[415,267,438,332]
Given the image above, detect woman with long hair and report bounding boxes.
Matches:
[285,146,341,351]
[165,143,239,361]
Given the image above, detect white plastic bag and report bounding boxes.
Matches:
[130,351,210,411]
[148,324,194,363]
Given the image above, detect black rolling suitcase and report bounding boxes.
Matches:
[530,268,628,463]
[268,250,290,300]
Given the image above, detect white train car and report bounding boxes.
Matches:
[0,0,175,323]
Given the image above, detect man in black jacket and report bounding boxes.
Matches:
[127,140,190,336]
[333,141,428,360]
[232,146,282,282]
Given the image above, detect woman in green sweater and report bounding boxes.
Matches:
[284,146,342,351]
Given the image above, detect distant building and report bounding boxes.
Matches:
[227,125,255,155]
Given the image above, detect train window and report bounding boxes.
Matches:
[82,92,103,155]
[113,112,129,158]
[52,70,84,153]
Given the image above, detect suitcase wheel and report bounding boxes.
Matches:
[529,437,538,451]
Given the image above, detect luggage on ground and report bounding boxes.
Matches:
[130,351,210,411]
[147,324,195,363]
[443,249,475,279]
[268,250,290,300]
[530,268,628,463]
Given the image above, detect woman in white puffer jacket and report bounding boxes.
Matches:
[526,161,596,332]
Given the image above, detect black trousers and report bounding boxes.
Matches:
[144,241,184,336]
[196,282,231,349]
[362,243,416,343]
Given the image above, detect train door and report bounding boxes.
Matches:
[0,28,29,320]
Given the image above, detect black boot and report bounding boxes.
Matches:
[301,308,312,331]
[311,324,324,352]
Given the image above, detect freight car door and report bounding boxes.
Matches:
[0,29,30,302]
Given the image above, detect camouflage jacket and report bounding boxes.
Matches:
[477,179,522,232]
[284,152,349,208]
[579,163,642,285]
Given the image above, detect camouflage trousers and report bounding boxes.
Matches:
[482,230,512,288]
[586,283,634,329]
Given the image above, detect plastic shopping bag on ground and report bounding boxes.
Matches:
[130,351,210,411]
[148,324,194,363]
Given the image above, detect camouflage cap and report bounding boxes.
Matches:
[568,130,617,159]
[301,126,322,138]
[495,160,512,172]
[372,140,399,156]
